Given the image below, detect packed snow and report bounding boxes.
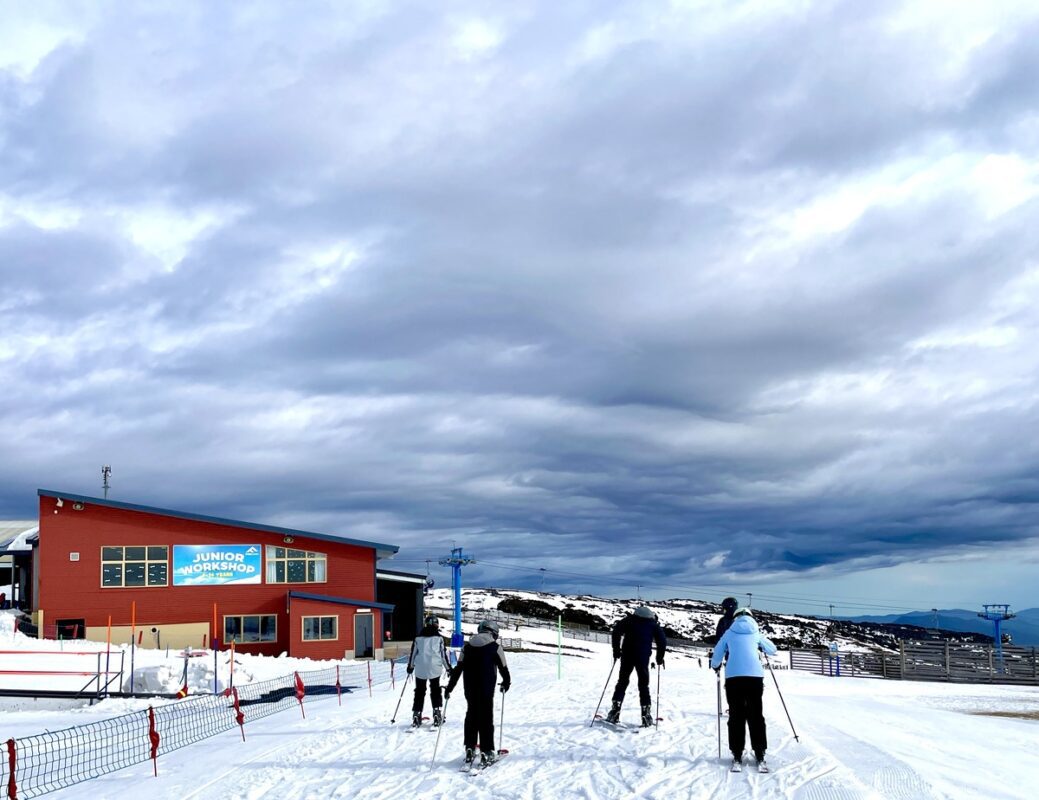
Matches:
[1,609,1036,799]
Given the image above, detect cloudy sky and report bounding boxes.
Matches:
[3,1,1039,615]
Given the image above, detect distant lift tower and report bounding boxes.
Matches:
[978,604,1015,674]
[439,547,475,647]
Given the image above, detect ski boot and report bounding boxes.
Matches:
[755,752,769,773]
[481,750,498,767]
[433,707,444,727]
[641,704,654,727]
[730,753,743,773]
[605,700,622,724]
[411,710,422,728]
[464,747,476,766]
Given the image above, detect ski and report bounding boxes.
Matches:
[468,750,509,775]
[592,715,639,732]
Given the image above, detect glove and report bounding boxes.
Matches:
[500,682,510,694]
[406,666,414,675]
[713,666,721,675]
[445,689,452,700]
[613,650,621,661]
[656,655,665,667]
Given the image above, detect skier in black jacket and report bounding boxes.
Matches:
[445,619,511,768]
[606,606,666,727]
[715,597,739,641]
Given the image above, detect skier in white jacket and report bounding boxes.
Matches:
[407,615,452,726]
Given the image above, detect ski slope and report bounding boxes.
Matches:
[2,618,1035,799]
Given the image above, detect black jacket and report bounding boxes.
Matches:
[612,615,666,663]
[715,613,736,641]
[446,632,511,699]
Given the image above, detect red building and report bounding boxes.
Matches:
[30,489,400,660]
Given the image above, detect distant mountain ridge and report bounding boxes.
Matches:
[428,588,1001,652]
[845,608,1039,646]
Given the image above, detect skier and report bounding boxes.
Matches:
[605,606,666,727]
[710,608,778,773]
[406,615,451,727]
[445,619,511,768]
[715,596,739,641]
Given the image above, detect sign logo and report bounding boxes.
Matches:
[172,545,262,586]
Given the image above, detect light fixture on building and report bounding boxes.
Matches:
[72,503,85,511]
[283,536,295,544]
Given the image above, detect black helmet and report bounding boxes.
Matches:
[424,615,439,628]
[721,597,739,615]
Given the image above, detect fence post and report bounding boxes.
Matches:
[7,738,16,800]
[881,652,887,678]
[989,646,994,682]
[1033,647,1037,684]
[899,640,905,677]
[944,641,950,681]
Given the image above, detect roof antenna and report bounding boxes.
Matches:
[101,465,112,499]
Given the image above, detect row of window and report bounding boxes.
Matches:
[224,614,340,643]
[101,545,328,588]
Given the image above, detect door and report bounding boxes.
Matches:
[354,613,374,658]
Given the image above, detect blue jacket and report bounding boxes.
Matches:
[710,615,777,677]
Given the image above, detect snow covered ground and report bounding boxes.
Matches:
[1,612,1036,799]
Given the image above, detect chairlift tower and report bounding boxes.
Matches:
[978,604,1015,674]
[439,547,475,647]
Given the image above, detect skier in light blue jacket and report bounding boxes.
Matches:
[710,609,778,772]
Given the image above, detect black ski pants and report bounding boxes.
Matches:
[463,693,495,753]
[612,655,651,706]
[725,676,767,758]
[412,677,443,712]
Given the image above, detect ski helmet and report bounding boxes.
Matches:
[424,615,439,628]
[634,606,655,619]
[721,597,739,615]
[734,607,754,620]
[477,619,500,637]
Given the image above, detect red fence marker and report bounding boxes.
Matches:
[294,672,306,719]
[147,707,160,777]
[231,687,246,741]
[7,738,17,800]
[336,665,342,706]
[390,659,395,690]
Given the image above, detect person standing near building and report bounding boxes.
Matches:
[605,606,666,727]
[407,615,452,727]
[710,608,778,773]
[445,619,511,767]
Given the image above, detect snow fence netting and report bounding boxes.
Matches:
[0,658,405,798]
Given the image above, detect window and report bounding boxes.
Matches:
[224,615,277,643]
[101,546,168,587]
[265,546,327,584]
[302,616,338,641]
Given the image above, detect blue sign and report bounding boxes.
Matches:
[173,544,262,586]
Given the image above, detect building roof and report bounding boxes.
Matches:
[288,591,395,612]
[0,521,38,553]
[37,489,400,559]
[376,568,426,584]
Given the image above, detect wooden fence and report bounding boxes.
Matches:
[791,641,1039,685]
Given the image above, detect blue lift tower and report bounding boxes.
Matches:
[439,547,475,647]
[978,604,1015,674]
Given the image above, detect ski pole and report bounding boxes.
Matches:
[390,671,412,723]
[498,689,506,754]
[654,661,661,727]
[590,658,618,726]
[766,658,800,742]
[429,695,450,772]
[716,668,722,760]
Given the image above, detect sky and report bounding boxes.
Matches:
[2,0,1039,616]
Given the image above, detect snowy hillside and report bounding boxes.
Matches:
[5,612,1034,799]
[428,587,993,652]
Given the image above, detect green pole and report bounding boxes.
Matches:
[557,614,562,679]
